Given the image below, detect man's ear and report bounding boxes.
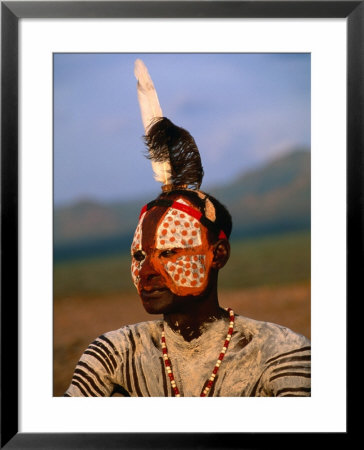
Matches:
[212,239,230,270]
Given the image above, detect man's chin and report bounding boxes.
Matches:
[139,288,175,314]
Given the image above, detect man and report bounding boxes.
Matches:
[64,60,310,397]
[65,183,310,397]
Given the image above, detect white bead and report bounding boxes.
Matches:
[160,313,235,398]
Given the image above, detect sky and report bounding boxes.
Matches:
[54,53,310,206]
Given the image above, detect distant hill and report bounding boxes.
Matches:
[209,149,310,239]
[54,149,310,262]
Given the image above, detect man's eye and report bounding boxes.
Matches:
[160,249,176,258]
[133,251,145,262]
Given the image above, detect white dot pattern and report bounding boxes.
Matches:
[130,213,146,287]
[156,199,202,249]
[165,255,206,288]
[131,213,144,253]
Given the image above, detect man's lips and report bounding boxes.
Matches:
[140,287,170,298]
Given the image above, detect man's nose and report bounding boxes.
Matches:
[139,254,159,282]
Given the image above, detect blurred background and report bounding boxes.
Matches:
[53,53,311,396]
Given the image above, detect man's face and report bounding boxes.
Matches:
[130,197,215,313]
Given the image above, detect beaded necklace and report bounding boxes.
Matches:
[161,308,235,397]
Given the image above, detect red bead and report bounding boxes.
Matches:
[160,311,234,398]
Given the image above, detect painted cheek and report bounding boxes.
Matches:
[131,258,142,288]
[163,253,213,296]
[130,214,145,290]
[165,254,205,288]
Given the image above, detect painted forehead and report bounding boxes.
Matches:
[131,198,206,253]
[154,198,204,249]
[131,211,145,253]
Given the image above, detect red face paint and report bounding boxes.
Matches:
[130,198,215,298]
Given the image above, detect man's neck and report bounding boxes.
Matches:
[163,297,228,342]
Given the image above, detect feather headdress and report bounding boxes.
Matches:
[134,59,203,190]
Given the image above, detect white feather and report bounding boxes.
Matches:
[134,59,171,185]
[151,160,171,184]
[134,59,163,133]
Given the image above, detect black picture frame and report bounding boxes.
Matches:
[1,1,359,448]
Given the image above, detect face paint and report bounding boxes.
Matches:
[156,201,202,249]
[131,198,214,297]
[165,255,206,289]
[130,211,146,288]
[154,199,209,293]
